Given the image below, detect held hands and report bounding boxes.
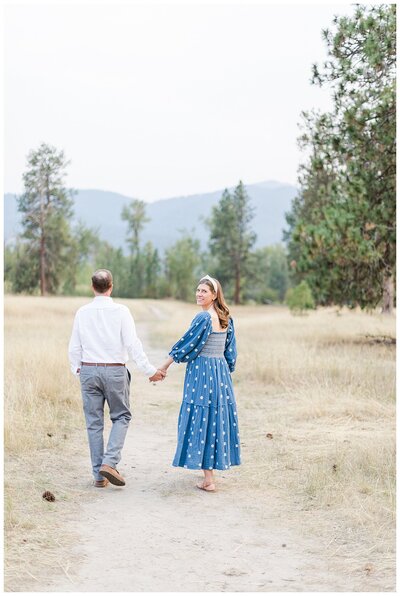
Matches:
[149,357,172,383]
[149,369,167,383]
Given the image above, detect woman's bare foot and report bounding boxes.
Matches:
[196,481,216,492]
[197,469,215,491]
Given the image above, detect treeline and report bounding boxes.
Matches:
[4,145,289,304]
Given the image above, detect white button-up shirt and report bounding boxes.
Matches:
[68,296,157,377]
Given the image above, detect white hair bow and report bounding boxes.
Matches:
[200,274,218,293]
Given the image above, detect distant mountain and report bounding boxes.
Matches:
[4,181,297,251]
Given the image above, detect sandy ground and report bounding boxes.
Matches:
[34,430,351,593]
[21,320,394,593]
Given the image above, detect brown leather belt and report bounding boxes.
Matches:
[81,362,125,367]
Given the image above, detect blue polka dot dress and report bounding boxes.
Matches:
[169,311,241,471]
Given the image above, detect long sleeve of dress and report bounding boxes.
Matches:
[169,311,213,363]
[224,318,237,372]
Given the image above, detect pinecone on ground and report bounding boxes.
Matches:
[42,490,55,502]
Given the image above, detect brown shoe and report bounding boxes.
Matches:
[99,464,126,486]
[94,478,109,488]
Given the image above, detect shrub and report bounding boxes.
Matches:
[286,281,315,314]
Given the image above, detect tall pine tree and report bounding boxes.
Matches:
[17,143,75,295]
[285,5,396,311]
[208,181,256,304]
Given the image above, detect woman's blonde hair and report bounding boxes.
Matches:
[199,277,230,329]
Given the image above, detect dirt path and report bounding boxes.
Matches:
[36,434,352,592]
[31,320,381,592]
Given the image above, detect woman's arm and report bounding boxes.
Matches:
[168,311,212,364]
[159,355,174,372]
[224,318,237,373]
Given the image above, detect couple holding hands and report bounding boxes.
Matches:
[68,269,241,493]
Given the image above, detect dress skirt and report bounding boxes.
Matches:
[172,354,241,470]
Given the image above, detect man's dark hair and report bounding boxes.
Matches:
[92,269,113,293]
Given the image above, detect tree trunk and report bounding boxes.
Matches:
[382,273,394,314]
[39,195,46,296]
[234,263,241,305]
[39,235,46,295]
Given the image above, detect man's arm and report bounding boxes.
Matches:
[68,313,82,376]
[121,308,158,378]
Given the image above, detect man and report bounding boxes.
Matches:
[68,269,165,488]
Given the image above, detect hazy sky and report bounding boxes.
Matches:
[5,2,356,201]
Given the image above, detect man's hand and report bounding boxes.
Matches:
[149,369,167,383]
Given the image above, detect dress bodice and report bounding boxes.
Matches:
[199,331,227,357]
[169,312,236,372]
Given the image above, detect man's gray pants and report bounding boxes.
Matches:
[79,365,132,482]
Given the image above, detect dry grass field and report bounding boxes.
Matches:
[4,295,396,591]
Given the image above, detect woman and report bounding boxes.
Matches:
[159,275,241,491]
